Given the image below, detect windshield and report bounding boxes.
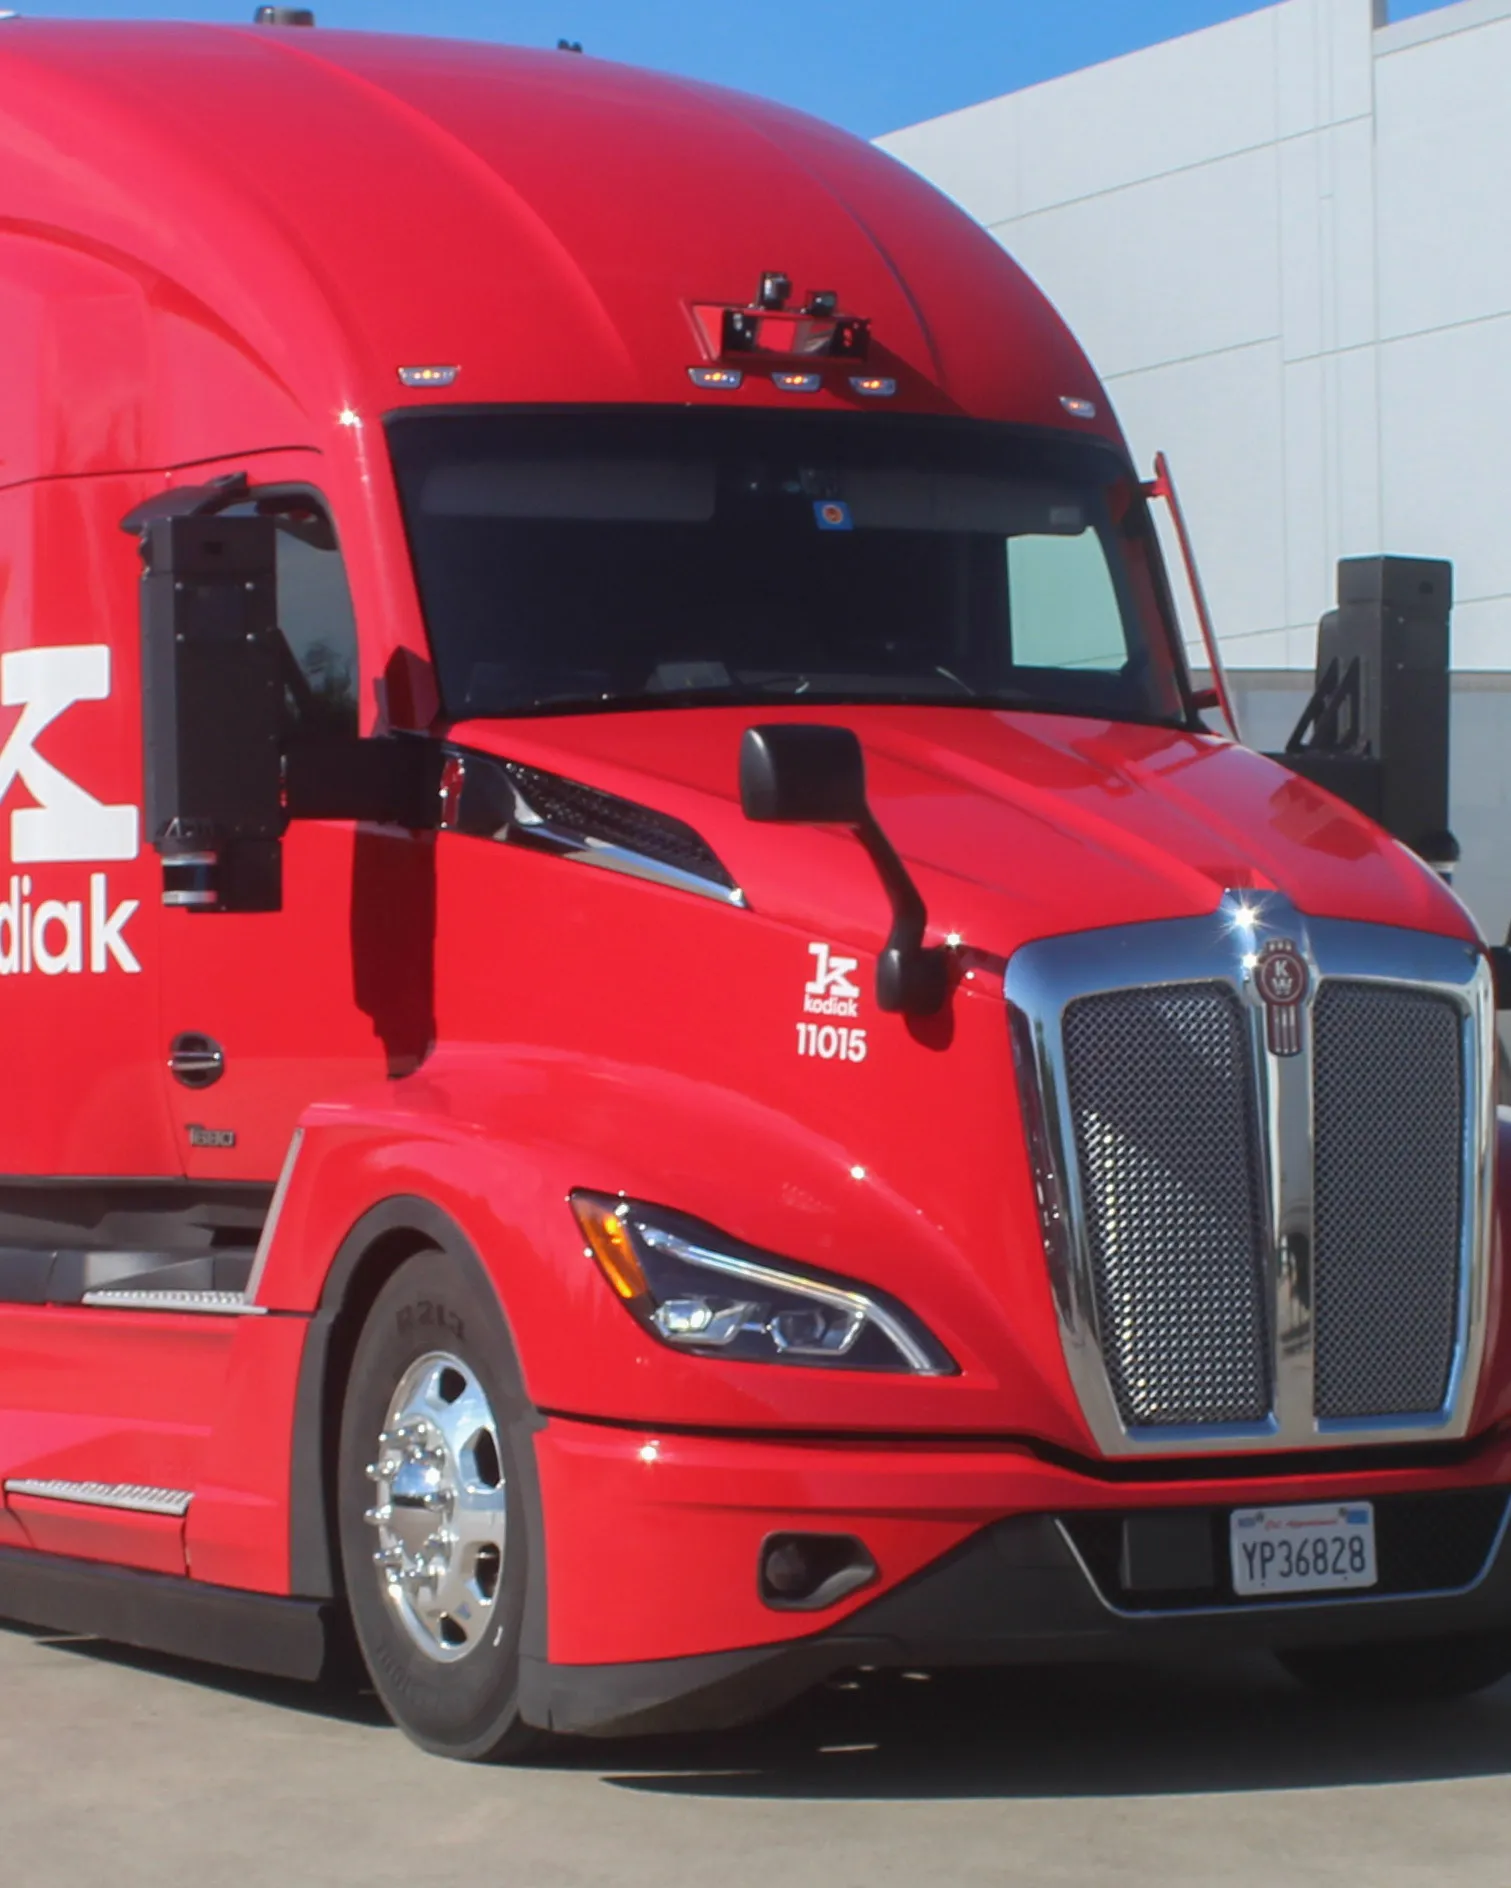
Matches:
[386,409,1191,727]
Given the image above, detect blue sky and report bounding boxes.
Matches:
[9,0,1462,137]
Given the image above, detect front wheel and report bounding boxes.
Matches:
[1277,1631,1511,1704]
[337,1248,546,1761]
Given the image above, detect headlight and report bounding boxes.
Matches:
[571,1192,956,1375]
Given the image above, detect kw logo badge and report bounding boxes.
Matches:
[0,646,141,977]
[1254,938,1309,1058]
[804,942,861,1018]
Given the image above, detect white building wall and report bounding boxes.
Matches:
[878,0,1511,674]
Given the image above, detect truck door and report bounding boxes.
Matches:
[154,467,398,1185]
[0,471,225,1567]
[0,473,180,1178]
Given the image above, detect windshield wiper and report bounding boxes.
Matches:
[492,687,752,718]
[471,682,1182,730]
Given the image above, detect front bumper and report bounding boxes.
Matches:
[523,1415,1511,1737]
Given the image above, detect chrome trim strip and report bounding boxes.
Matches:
[1054,1494,1511,1621]
[244,1126,303,1306]
[79,1289,266,1316]
[1269,960,1315,1440]
[545,834,747,907]
[1007,893,1493,1458]
[5,1480,193,1517]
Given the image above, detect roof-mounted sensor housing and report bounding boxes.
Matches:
[691,274,870,367]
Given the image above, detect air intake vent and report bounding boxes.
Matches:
[445,747,742,905]
[1061,983,1270,1428]
[501,760,737,892]
[1312,982,1464,1418]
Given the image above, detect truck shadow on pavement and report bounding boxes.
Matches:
[598,1658,1511,1800]
[15,1626,1511,1799]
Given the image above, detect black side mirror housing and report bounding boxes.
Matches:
[1273,556,1457,869]
[1489,943,1511,1011]
[140,513,440,912]
[739,723,948,1017]
[739,724,868,826]
[141,514,286,911]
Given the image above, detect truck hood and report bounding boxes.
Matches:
[450,705,1476,959]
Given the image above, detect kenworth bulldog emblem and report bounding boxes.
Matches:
[1255,938,1310,1057]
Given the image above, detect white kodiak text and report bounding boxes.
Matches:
[798,943,867,1061]
[0,874,140,976]
[0,645,141,975]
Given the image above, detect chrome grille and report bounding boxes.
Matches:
[1007,897,1492,1459]
[1313,982,1464,1419]
[1061,984,1270,1427]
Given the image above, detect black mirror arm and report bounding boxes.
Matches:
[853,812,950,1015]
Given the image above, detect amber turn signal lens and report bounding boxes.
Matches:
[572,1195,649,1301]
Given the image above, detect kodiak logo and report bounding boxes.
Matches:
[804,942,861,1018]
[0,645,141,976]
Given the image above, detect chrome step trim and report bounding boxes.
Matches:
[5,1480,192,1517]
[80,1288,265,1316]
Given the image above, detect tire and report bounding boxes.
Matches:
[1277,1631,1511,1704]
[336,1246,546,1761]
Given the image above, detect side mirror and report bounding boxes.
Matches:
[1273,556,1457,871]
[739,724,949,1017]
[141,514,286,911]
[140,513,441,913]
[739,724,868,826]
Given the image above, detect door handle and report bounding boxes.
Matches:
[169,1033,225,1089]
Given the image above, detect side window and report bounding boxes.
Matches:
[1007,530,1128,673]
[229,490,360,735]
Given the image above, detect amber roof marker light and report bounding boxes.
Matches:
[398,365,460,388]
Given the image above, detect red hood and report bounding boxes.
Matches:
[450,705,1476,960]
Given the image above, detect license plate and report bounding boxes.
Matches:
[1230,1501,1378,1597]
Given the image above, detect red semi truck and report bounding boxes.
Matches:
[1,14,1508,1763]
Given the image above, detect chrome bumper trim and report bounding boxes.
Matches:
[1054,1494,1511,1621]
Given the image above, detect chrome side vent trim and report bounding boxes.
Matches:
[5,1480,192,1517]
[442,747,746,907]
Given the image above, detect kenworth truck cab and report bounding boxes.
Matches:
[2,17,1509,1762]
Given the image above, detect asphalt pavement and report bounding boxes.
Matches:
[2,1622,1508,1886]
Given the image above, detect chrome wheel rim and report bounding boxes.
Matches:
[363,1351,507,1664]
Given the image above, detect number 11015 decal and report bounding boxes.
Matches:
[796,1023,868,1062]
